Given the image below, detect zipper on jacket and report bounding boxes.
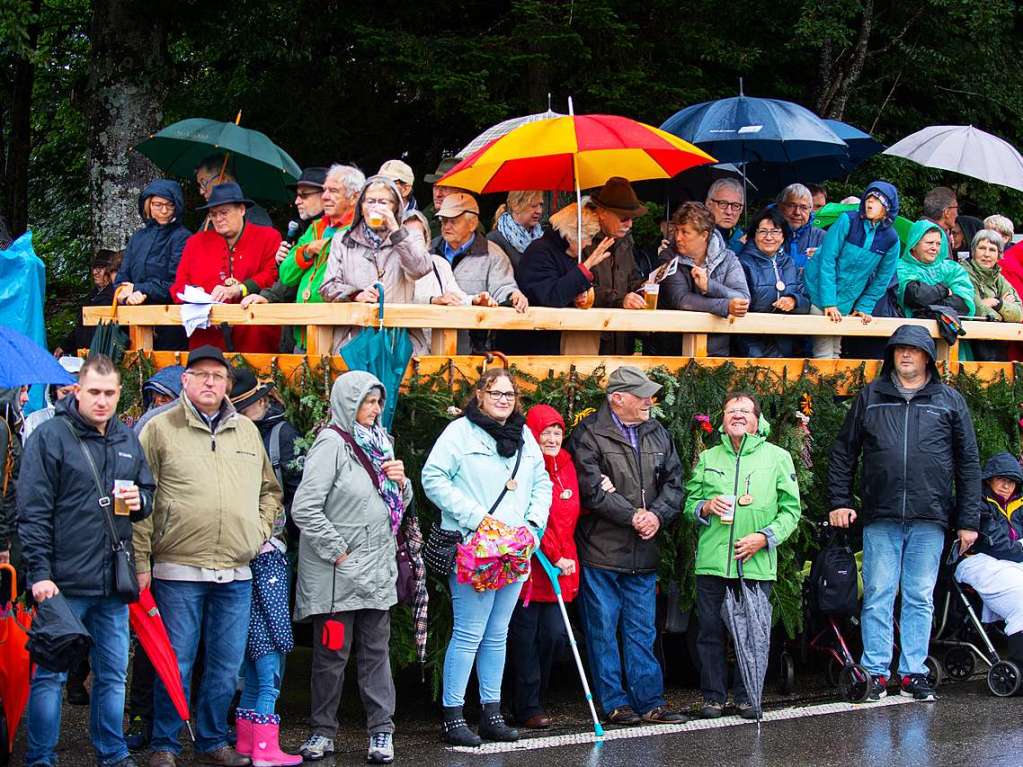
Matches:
[725,434,745,578]
[900,404,909,523]
[635,430,645,575]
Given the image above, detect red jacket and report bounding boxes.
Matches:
[171,223,281,352]
[1001,242,1023,360]
[524,405,580,603]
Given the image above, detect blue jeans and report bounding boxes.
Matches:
[240,652,283,715]
[442,574,523,707]
[150,578,252,754]
[860,520,945,678]
[578,566,664,715]
[25,595,130,766]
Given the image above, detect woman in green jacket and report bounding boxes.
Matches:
[964,229,1022,361]
[684,393,801,719]
[897,219,976,318]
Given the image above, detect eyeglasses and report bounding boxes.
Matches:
[781,202,811,213]
[710,199,743,212]
[484,390,516,402]
[295,190,321,200]
[150,201,175,211]
[755,228,784,238]
[363,197,393,206]
[724,408,755,416]
[196,176,216,191]
[186,370,228,384]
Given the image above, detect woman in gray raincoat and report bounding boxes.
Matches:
[291,371,413,765]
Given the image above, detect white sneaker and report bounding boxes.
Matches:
[367,731,394,764]
[299,734,335,761]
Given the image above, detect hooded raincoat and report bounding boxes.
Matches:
[963,257,1022,323]
[804,181,901,315]
[971,452,1023,563]
[320,178,432,354]
[685,416,801,581]
[897,219,976,317]
[827,324,981,532]
[291,372,413,619]
[116,180,191,305]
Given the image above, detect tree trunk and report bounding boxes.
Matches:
[87,0,169,252]
[3,0,41,239]
[814,0,874,120]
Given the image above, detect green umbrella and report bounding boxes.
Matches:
[135,117,301,202]
[813,202,913,244]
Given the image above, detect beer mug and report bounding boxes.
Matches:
[643,282,660,310]
[113,480,136,517]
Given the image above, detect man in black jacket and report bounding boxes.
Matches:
[18,354,155,767]
[568,366,686,726]
[828,324,980,703]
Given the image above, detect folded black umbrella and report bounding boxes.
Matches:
[26,593,93,673]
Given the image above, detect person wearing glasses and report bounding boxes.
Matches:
[320,175,432,353]
[775,183,825,270]
[685,392,801,719]
[194,154,275,228]
[422,368,551,746]
[114,180,191,350]
[705,178,746,252]
[134,345,283,767]
[656,202,750,356]
[734,207,810,357]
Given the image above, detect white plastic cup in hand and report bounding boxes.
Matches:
[113,479,136,517]
[719,495,735,525]
[643,282,660,310]
[366,207,385,228]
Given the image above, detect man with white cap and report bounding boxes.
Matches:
[378,159,418,213]
[430,191,529,353]
[567,366,686,726]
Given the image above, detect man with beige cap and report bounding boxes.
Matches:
[430,191,529,353]
[378,159,418,213]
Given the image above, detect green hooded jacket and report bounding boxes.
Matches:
[963,257,1022,322]
[684,416,802,581]
[897,219,976,317]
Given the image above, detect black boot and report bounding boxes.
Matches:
[441,706,481,747]
[1006,632,1023,665]
[478,702,519,742]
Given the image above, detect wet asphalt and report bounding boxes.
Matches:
[11,646,1022,767]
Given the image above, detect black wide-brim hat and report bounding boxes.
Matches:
[229,366,274,411]
[196,181,255,211]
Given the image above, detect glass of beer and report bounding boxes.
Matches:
[643,282,660,310]
[366,207,385,228]
[719,495,735,525]
[113,480,136,517]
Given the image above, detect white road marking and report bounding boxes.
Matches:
[448,696,917,754]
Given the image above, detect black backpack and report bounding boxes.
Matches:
[808,532,858,616]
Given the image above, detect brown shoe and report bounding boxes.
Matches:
[149,752,176,767]
[520,714,551,729]
[195,746,251,766]
[641,705,689,724]
[605,705,641,725]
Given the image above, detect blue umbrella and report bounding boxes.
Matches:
[339,283,412,430]
[825,119,885,167]
[0,326,74,388]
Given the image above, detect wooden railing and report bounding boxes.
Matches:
[82,303,1023,384]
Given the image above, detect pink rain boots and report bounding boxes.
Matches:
[234,709,255,756]
[250,713,302,767]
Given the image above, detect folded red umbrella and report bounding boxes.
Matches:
[0,563,31,754]
[129,588,194,741]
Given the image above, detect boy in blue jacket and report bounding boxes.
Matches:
[804,181,901,359]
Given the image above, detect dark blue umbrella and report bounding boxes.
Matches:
[0,326,75,388]
[339,283,412,430]
[825,119,885,167]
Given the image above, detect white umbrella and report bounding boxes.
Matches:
[456,109,565,158]
[884,125,1023,192]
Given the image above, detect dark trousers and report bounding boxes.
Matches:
[310,610,395,738]
[696,575,772,705]
[506,601,567,722]
[128,639,156,721]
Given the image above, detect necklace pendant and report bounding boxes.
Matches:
[738,493,753,506]
[775,280,786,292]
[560,488,573,500]
[302,288,312,301]
[506,478,518,491]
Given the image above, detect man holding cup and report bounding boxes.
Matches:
[18,354,155,767]
[685,392,801,719]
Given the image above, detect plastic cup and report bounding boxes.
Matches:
[367,212,385,228]
[113,480,136,517]
[643,283,660,310]
[719,495,735,525]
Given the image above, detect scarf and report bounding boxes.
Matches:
[465,398,525,457]
[496,211,543,255]
[353,419,405,534]
[362,221,385,250]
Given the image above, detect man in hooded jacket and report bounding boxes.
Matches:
[828,324,980,703]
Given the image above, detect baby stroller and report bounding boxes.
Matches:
[931,547,1021,696]
[785,527,872,702]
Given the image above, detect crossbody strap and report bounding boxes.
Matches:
[327,425,384,490]
[59,418,121,549]
[485,443,523,516]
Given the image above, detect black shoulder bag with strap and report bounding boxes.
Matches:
[327,425,416,604]
[60,419,140,604]
[422,443,524,576]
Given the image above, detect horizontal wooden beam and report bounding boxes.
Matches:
[82,302,999,340]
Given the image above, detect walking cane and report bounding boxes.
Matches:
[534,549,605,737]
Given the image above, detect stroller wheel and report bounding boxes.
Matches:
[942,646,976,681]
[779,651,796,695]
[924,655,943,689]
[826,657,843,688]
[987,660,1022,697]
[838,663,872,703]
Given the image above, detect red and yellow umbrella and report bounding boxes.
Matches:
[439,112,716,194]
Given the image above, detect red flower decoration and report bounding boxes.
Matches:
[694,414,713,433]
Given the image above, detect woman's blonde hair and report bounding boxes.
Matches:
[549,198,600,245]
[983,214,1014,241]
[492,190,544,228]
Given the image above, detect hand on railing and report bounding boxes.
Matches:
[354,285,380,303]
[241,294,268,308]
[622,292,646,310]
[509,290,529,313]
[472,291,498,307]
[772,296,796,313]
[728,298,749,318]
[824,306,843,322]
[850,310,873,325]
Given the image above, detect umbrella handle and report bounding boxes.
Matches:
[374,282,385,329]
